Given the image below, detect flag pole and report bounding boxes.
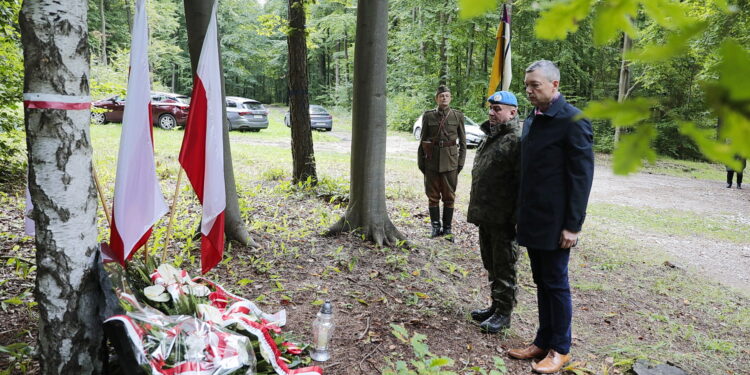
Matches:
[161,167,184,263]
[92,168,112,228]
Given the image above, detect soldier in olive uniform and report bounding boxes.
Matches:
[418,85,467,240]
[467,91,521,333]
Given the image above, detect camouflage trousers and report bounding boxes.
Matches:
[478,224,519,315]
[424,169,458,208]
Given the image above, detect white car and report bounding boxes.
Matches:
[412,114,486,148]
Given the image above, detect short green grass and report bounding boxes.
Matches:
[597,153,728,181]
[588,202,750,243]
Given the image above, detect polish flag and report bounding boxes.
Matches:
[109,0,168,265]
[179,1,226,274]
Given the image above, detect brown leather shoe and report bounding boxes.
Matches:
[531,350,571,374]
[507,344,548,360]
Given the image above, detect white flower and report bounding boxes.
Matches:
[144,285,170,302]
[197,304,225,325]
[182,283,211,297]
[156,263,184,285]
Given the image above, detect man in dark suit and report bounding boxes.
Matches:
[507,60,594,374]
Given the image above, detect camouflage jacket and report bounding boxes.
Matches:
[417,107,466,173]
[467,119,521,226]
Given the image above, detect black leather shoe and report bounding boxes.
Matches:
[727,183,732,188]
[471,304,496,322]
[480,312,510,333]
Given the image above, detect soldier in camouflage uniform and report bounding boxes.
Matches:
[418,85,467,241]
[467,91,521,333]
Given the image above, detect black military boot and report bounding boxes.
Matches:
[442,207,454,242]
[480,311,511,333]
[471,302,497,322]
[429,206,442,238]
[738,174,743,189]
[727,172,733,188]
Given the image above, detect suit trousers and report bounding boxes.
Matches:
[528,247,572,355]
[424,169,458,208]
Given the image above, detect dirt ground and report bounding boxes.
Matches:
[2,123,749,374]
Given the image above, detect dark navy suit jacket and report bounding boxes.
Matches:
[517,95,594,250]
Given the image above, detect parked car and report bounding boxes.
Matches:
[226,96,269,131]
[284,105,333,131]
[412,114,486,148]
[91,91,190,130]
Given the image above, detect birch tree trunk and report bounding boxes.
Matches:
[183,0,256,247]
[19,1,105,373]
[99,0,107,65]
[287,0,318,185]
[326,0,405,246]
[614,32,631,144]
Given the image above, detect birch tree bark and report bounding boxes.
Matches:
[183,0,257,247]
[614,32,631,144]
[327,0,405,246]
[19,0,105,373]
[287,0,318,185]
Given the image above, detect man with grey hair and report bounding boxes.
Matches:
[507,60,594,374]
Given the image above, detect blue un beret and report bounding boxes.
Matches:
[487,91,518,107]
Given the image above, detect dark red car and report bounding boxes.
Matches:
[91,91,190,130]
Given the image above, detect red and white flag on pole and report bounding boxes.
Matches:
[179,1,226,274]
[109,0,168,265]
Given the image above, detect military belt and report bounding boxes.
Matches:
[438,139,457,148]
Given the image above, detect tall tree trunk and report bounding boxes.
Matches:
[287,0,318,184]
[334,40,340,89]
[124,0,131,30]
[327,0,405,246]
[465,23,474,77]
[183,0,256,247]
[99,0,107,65]
[614,32,631,144]
[20,1,106,373]
[438,10,447,84]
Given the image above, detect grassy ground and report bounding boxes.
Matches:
[1,109,748,374]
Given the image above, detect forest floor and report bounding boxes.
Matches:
[1,106,749,374]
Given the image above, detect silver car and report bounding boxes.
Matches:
[412,114,486,148]
[284,105,333,131]
[226,96,268,131]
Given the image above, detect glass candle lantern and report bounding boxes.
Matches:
[310,300,334,361]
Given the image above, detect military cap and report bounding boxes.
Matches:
[435,85,450,95]
[487,91,518,107]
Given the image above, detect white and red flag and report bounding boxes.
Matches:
[109,0,168,265]
[179,1,226,274]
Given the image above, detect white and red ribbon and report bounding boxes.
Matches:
[22,93,91,110]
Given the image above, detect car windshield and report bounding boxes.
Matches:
[242,102,263,110]
[310,105,328,114]
[465,117,478,126]
[175,96,190,104]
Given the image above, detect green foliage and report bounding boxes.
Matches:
[387,93,429,132]
[535,0,594,40]
[383,324,457,375]
[0,342,34,375]
[613,124,657,174]
[0,0,24,182]
[457,0,496,19]
[592,0,638,45]
[582,98,657,128]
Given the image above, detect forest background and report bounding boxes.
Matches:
[2,0,748,181]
